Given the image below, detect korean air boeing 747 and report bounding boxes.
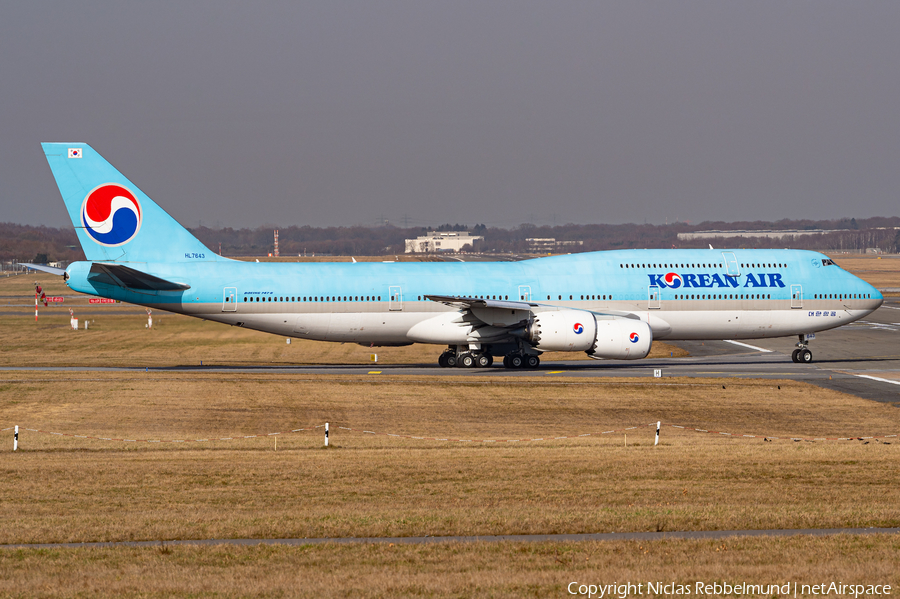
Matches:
[28,143,883,368]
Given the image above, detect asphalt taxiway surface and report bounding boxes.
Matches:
[3,299,899,403]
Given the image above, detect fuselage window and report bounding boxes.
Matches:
[558,295,562,300]
[569,295,573,300]
[504,295,508,300]
[609,295,612,300]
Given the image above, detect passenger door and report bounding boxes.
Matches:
[389,286,403,311]
[648,285,661,309]
[222,287,236,312]
[791,284,802,309]
[721,252,740,278]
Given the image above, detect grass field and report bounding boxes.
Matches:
[2,536,898,598]
[831,254,900,291]
[1,257,898,596]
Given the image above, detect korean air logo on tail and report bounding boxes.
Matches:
[629,332,640,343]
[663,272,683,288]
[81,184,142,246]
[573,322,584,334]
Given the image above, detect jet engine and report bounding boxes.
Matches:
[588,317,652,360]
[525,309,597,352]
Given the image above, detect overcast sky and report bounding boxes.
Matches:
[2,1,899,229]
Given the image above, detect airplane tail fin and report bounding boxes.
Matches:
[41,143,220,263]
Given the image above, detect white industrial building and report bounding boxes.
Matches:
[405,231,484,253]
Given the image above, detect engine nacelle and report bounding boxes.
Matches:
[588,317,653,360]
[527,309,597,352]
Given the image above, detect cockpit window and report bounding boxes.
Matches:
[822,259,835,266]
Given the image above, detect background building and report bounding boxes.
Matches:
[405,231,484,253]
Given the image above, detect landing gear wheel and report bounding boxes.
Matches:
[445,353,458,368]
[438,353,449,368]
[459,353,476,368]
[525,355,540,368]
[476,353,492,368]
[502,355,510,368]
[799,349,813,363]
[791,349,800,363]
[507,354,524,368]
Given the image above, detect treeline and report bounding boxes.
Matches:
[3,216,899,263]
[0,223,81,264]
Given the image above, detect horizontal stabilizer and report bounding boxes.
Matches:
[19,263,67,276]
[88,263,190,291]
[426,294,539,310]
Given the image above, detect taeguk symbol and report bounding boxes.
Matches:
[663,272,683,288]
[81,184,142,246]
[629,332,640,343]
[573,322,584,334]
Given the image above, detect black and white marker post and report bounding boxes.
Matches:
[655,421,660,446]
[325,422,329,447]
[14,425,18,451]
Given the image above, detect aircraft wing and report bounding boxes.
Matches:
[425,294,540,310]
[87,263,191,291]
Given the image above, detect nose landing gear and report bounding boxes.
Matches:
[791,334,814,363]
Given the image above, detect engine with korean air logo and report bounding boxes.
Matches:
[588,317,653,360]
[526,309,598,352]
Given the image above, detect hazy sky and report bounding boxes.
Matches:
[2,1,899,229]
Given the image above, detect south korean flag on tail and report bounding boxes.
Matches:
[68,148,82,158]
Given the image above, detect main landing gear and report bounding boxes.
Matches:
[437,347,540,369]
[438,349,493,368]
[791,334,813,363]
[502,353,540,369]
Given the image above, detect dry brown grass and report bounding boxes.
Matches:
[1,373,898,546]
[831,254,900,289]
[0,536,898,598]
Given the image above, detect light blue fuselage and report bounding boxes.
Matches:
[64,248,882,345]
